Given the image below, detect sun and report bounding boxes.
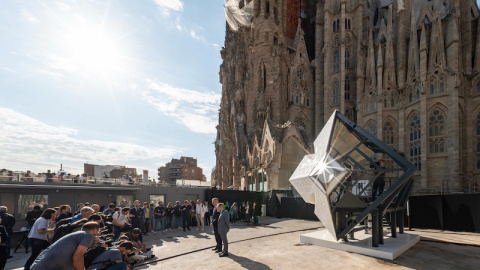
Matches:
[63,28,125,77]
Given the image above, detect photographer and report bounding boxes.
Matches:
[117,228,154,264]
[112,207,131,241]
[87,241,134,270]
[118,228,148,253]
[371,159,386,201]
[31,222,100,270]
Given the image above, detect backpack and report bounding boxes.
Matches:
[55,217,73,230]
[84,245,107,268]
[51,222,83,243]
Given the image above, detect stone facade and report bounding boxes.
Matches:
[213,0,480,193]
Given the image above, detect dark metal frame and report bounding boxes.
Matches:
[329,111,416,245]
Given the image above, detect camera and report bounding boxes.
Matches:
[98,233,115,247]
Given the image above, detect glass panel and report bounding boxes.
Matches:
[116,195,133,208]
[149,195,165,206]
[17,195,48,219]
[185,194,199,202]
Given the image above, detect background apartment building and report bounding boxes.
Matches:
[158,156,206,186]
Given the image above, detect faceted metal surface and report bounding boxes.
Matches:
[289,111,416,240]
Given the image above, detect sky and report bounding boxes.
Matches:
[0,0,226,180]
[1,0,479,180]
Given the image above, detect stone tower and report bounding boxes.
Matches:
[214,0,480,194]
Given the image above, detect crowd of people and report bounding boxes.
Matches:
[0,199,261,270]
[0,169,150,186]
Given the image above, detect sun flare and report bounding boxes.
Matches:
[64,29,125,77]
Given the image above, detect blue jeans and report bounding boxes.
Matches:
[165,216,172,229]
[105,261,128,270]
[175,216,182,228]
[155,217,165,231]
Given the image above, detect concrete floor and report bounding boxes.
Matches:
[6,217,480,270]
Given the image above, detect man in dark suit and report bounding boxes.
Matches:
[210,198,222,253]
[129,200,145,239]
[217,203,230,257]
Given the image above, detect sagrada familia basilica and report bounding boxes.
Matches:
[212,0,480,194]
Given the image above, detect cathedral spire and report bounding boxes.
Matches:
[428,0,447,71]
[366,20,376,89]
[383,4,397,87]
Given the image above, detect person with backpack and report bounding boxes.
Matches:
[51,214,103,244]
[85,241,134,270]
[30,222,100,270]
[112,207,131,241]
[0,206,15,259]
[24,208,56,270]
[0,217,9,270]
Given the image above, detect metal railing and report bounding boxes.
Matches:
[0,175,166,187]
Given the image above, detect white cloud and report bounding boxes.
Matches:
[153,0,183,15]
[142,80,220,135]
[174,16,206,42]
[21,10,39,23]
[0,108,177,174]
[35,69,65,78]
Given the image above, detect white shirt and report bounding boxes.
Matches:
[113,212,127,226]
[28,217,48,240]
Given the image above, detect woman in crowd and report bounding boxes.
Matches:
[204,201,211,226]
[165,202,174,230]
[143,202,151,235]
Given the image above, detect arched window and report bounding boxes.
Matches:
[409,114,421,170]
[296,94,299,103]
[333,50,340,72]
[333,21,336,32]
[372,100,377,111]
[476,113,480,169]
[345,48,350,68]
[348,19,351,30]
[345,77,350,100]
[366,122,377,137]
[366,102,370,113]
[428,108,446,153]
[429,84,435,95]
[306,98,310,107]
[291,93,294,102]
[476,81,480,93]
[408,87,413,103]
[345,18,348,29]
[332,79,340,106]
[383,120,395,145]
[337,19,340,30]
[384,98,388,108]
[439,76,445,93]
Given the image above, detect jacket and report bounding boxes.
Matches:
[218,209,230,235]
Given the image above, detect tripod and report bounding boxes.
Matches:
[14,230,29,253]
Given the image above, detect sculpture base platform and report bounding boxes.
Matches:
[300,230,420,260]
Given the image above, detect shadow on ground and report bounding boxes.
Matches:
[227,253,273,270]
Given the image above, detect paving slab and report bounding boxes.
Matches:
[5,217,480,270]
